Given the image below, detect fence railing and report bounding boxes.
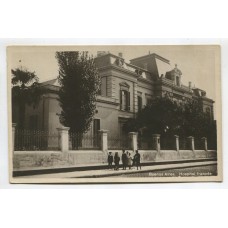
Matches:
[108,134,130,150]
[160,137,176,150]
[69,132,100,150]
[194,138,204,150]
[12,125,215,152]
[138,136,156,150]
[179,137,190,150]
[14,129,60,151]
[207,138,217,150]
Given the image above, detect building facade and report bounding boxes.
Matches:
[13,52,214,138]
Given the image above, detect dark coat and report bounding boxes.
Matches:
[134,153,141,163]
[114,155,120,164]
[121,153,127,164]
[108,155,113,163]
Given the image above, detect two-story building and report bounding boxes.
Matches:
[13,52,214,139]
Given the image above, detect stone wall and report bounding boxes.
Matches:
[13,149,217,171]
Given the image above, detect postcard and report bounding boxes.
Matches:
[8,45,222,183]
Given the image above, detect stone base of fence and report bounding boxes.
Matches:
[13,149,217,171]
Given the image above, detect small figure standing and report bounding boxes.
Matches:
[134,150,141,170]
[107,152,113,170]
[121,150,127,170]
[127,152,132,170]
[114,152,120,170]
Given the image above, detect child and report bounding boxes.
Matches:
[114,152,120,170]
[107,152,113,170]
[134,150,141,170]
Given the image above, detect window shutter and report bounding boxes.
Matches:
[138,96,142,111]
[120,90,122,110]
[128,91,130,111]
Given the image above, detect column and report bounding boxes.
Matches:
[152,134,161,153]
[57,127,70,152]
[174,135,179,152]
[99,130,108,152]
[12,123,17,152]
[128,132,138,152]
[202,137,208,151]
[188,136,195,151]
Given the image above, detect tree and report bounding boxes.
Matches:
[124,97,216,147]
[124,97,182,136]
[56,51,100,133]
[11,67,43,129]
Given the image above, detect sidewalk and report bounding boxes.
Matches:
[16,160,217,179]
[13,158,216,177]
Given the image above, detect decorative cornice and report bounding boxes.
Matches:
[119,81,130,88]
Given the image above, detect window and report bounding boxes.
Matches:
[120,90,130,111]
[176,76,180,86]
[138,96,142,111]
[93,119,100,134]
[146,98,152,106]
[206,107,211,118]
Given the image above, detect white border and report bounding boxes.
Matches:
[1,0,228,227]
[1,38,227,188]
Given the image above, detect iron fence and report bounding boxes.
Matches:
[137,136,156,150]
[14,129,60,151]
[207,138,217,150]
[69,132,100,150]
[160,137,176,150]
[179,137,190,150]
[108,134,130,150]
[194,138,204,150]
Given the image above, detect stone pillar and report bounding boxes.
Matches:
[99,130,108,152]
[174,135,179,152]
[152,134,161,152]
[57,127,70,152]
[128,132,138,152]
[188,136,195,151]
[12,123,17,152]
[202,137,208,151]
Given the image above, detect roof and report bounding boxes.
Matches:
[130,53,170,64]
[41,78,60,87]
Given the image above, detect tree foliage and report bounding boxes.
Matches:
[124,97,216,142]
[11,68,44,129]
[56,51,100,133]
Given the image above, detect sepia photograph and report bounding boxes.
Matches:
[7,45,222,183]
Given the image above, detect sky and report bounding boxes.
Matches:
[8,45,220,104]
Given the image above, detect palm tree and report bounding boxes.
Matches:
[11,67,44,129]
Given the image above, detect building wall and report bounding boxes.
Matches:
[24,96,47,130]
[47,94,62,132]
[137,79,154,107]
[95,98,119,136]
[20,52,215,137]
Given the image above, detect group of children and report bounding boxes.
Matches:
[107,149,141,171]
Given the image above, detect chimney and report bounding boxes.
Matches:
[189,81,192,89]
[118,52,123,58]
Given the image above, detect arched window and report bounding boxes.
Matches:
[206,107,211,118]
